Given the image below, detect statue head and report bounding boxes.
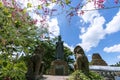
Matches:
[34,45,44,56]
[74,46,84,55]
[58,35,61,41]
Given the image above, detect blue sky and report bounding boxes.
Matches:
[52,0,120,65]
[18,0,120,65]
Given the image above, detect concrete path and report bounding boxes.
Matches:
[41,75,69,80]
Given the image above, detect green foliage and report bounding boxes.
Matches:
[111,61,120,66]
[0,2,40,55]
[38,5,42,9]
[0,54,27,80]
[68,70,103,80]
[0,2,41,79]
[88,71,103,80]
[0,62,27,80]
[39,40,74,74]
[64,47,74,64]
[65,0,71,5]
[39,41,56,74]
[0,1,75,78]
[27,3,32,8]
[52,0,57,3]
[69,70,89,80]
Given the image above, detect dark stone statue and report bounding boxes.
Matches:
[26,45,44,80]
[56,35,64,60]
[74,46,89,75]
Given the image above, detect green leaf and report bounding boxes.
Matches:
[3,61,7,67]
[65,0,71,5]
[7,14,12,18]
[38,5,42,9]
[3,8,9,14]
[52,0,56,3]
[0,2,3,8]
[27,3,32,8]
[45,3,50,6]
[23,8,27,13]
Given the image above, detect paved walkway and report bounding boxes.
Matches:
[41,75,69,80]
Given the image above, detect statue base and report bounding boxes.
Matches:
[49,59,68,75]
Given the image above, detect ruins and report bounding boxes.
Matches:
[91,53,108,66]
[73,45,89,75]
[26,45,44,80]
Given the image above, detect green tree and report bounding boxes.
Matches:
[0,2,40,55]
[0,2,44,79]
[111,61,120,67]
[38,39,74,74]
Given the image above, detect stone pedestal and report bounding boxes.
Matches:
[49,60,68,75]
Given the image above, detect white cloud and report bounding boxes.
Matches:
[117,55,120,59]
[48,18,60,38]
[78,1,120,52]
[80,27,86,33]
[16,0,59,38]
[79,20,105,51]
[64,43,74,52]
[78,1,106,51]
[104,44,120,53]
[79,2,100,23]
[105,10,120,34]
[87,54,91,57]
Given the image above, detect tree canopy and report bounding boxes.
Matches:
[1,0,120,25]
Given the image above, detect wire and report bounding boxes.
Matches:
[82,5,120,11]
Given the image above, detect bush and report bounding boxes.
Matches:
[68,70,103,80]
[0,61,27,80]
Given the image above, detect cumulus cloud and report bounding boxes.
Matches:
[104,44,120,53]
[105,10,120,34]
[79,18,105,51]
[78,2,106,51]
[80,2,100,23]
[78,1,120,52]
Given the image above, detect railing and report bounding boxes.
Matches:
[89,65,120,71]
[89,65,120,80]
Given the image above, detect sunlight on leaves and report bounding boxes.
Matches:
[27,3,32,8]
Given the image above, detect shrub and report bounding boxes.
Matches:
[0,61,27,80]
[68,70,103,80]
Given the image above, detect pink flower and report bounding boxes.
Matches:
[114,0,119,4]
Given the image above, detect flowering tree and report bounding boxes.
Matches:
[0,1,45,79]
[1,0,120,25]
[0,0,120,79]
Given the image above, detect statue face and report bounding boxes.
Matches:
[74,46,84,55]
[34,45,44,55]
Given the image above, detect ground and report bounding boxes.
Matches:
[41,75,69,80]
